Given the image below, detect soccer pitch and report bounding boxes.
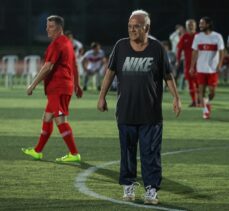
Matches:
[0,85,228,211]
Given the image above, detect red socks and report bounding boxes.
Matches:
[35,121,53,152]
[35,121,78,155]
[188,79,198,104]
[57,123,78,155]
[190,90,196,103]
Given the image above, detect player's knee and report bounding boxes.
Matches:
[55,115,66,125]
[43,112,54,122]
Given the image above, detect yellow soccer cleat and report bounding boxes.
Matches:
[56,153,81,162]
[22,148,43,160]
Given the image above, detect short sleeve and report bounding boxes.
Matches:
[192,34,198,50]
[108,42,118,72]
[45,42,60,64]
[217,34,225,50]
[161,46,172,79]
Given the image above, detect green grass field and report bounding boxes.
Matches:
[0,84,229,211]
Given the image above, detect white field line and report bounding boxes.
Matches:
[75,146,228,211]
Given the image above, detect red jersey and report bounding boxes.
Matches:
[177,32,197,72]
[44,35,77,95]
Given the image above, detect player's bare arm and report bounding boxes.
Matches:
[73,62,83,98]
[165,73,182,117]
[27,62,53,95]
[189,50,198,75]
[97,69,115,112]
[217,49,224,72]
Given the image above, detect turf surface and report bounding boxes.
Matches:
[0,85,228,211]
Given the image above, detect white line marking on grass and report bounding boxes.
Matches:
[75,147,228,211]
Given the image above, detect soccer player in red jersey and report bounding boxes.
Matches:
[190,17,224,119]
[22,15,83,162]
[177,19,199,107]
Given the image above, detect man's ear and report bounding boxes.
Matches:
[145,25,150,33]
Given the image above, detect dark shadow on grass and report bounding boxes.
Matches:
[209,108,229,122]
[209,117,229,122]
[162,177,212,200]
[40,159,119,183]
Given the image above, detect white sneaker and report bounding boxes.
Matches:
[144,186,159,205]
[202,106,210,119]
[123,183,138,201]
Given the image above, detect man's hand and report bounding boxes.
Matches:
[189,67,195,76]
[97,98,108,112]
[173,97,181,117]
[27,85,35,96]
[75,85,83,98]
[216,65,221,73]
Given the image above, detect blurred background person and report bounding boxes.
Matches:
[169,24,186,90]
[65,30,84,76]
[220,49,229,84]
[162,40,176,77]
[190,17,224,119]
[65,30,84,58]
[177,19,199,107]
[169,24,185,54]
[82,42,106,91]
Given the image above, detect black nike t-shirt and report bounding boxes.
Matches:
[108,37,172,124]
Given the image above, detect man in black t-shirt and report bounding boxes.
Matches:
[97,10,181,204]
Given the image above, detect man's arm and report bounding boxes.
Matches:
[73,58,83,98]
[189,50,198,75]
[27,62,53,95]
[82,57,88,72]
[165,73,181,117]
[97,69,115,112]
[217,50,225,72]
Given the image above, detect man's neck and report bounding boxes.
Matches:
[130,37,148,51]
[51,31,63,41]
[204,30,212,35]
[188,31,196,35]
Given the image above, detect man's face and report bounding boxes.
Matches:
[186,20,196,33]
[93,45,100,54]
[46,21,60,39]
[128,15,147,42]
[199,19,209,32]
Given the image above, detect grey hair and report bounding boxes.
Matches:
[185,19,196,26]
[130,10,151,26]
[47,15,64,29]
